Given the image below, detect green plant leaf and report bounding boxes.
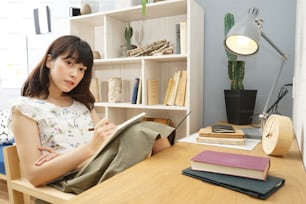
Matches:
[142,0,147,16]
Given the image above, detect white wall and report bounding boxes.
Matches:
[0,0,143,110]
[293,0,306,169]
[0,0,80,110]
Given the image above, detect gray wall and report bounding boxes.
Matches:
[197,0,296,126]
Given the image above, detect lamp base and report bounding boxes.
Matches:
[241,113,268,140]
[241,127,262,140]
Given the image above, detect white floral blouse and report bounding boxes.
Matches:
[8,97,94,153]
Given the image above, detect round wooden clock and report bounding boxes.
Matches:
[262,114,294,156]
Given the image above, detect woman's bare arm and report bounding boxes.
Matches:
[11,108,115,186]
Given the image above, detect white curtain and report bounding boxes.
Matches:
[293,0,306,169]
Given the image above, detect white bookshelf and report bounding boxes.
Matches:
[69,0,204,139]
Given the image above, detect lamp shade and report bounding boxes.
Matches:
[225,8,260,56]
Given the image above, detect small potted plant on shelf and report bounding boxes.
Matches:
[125,23,136,50]
[223,12,257,125]
[120,23,137,57]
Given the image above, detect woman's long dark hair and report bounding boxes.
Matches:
[22,35,95,110]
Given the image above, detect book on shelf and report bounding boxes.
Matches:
[175,23,181,54]
[131,77,140,104]
[180,21,187,54]
[196,136,245,145]
[182,167,285,200]
[90,77,100,101]
[174,70,187,106]
[147,79,159,105]
[190,150,270,181]
[163,78,174,105]
[198,126,244,138]
[136,78,142,104]
[76,112,146,176]
[167,70,181,106]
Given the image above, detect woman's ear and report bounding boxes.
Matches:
[46,54,52,69]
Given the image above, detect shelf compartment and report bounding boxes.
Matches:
[97,105,189,139]
[94,54,187,65]
[95,102,188,111]
[69,0,187,26]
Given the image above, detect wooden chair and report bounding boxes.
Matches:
[3,145,75,204]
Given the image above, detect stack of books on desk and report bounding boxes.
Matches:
[182,150,285,200]
[197,125,245,145]
[190,150,271,180]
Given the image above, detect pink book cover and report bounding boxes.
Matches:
[191,150,270,171]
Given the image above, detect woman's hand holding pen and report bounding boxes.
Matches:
[88,117,116,155]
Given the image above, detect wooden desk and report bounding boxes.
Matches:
[66,138,306,204]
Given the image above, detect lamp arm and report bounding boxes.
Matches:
[262,59,286,117]
[260,31,288,60]
[260,31,288,119]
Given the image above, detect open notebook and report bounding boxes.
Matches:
[76,112,146,176]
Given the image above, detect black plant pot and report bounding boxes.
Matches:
[224,90,257,125]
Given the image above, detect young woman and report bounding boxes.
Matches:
[8,35,170,188]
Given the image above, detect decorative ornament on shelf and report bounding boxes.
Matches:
[80,3,91,15]
[108,77,122,103]
[127,40,173,57]
[93,50,102,59]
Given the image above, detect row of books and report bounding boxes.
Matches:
[131,78,160,105]
[91,74,186,106]
[163,69,187,107]
[129,70,188,106]
[182,150,285,200]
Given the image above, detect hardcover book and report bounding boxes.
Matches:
[196,136,245,145]
[136,78,142,104]
[180,21,187,54]
[175,23,181,54]
[182,167,285,200]
[131,77,140,104]
[147,79,159,105]
[174,70,187,107]
[190,150,270,180]
[163,78,174,105]
[90,77,100,101]
[167,70,181,106]
[199,126,244,138]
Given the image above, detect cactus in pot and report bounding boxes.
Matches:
[125,23,134,50]
[224,13,245,90]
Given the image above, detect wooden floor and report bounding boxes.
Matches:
[0,180,9,204]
